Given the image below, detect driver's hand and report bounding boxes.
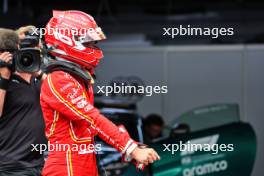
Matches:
[0,52,12,79]
[131,147,160,165]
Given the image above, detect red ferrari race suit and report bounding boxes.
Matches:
[40,71,138,176]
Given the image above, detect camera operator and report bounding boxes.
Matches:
[0,28,47,176]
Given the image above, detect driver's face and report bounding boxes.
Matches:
[83,41,99,49]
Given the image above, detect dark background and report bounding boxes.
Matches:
[1,0,264,45]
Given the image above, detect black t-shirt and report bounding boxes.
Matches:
[0,74,47,171]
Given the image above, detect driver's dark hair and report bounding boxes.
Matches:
[0,28,19,51]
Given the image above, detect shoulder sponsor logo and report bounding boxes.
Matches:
[84,104,93,112]
[71,96,83,104]
[67,87,81,99]
[77,99,88,109]
[60,82,74,92]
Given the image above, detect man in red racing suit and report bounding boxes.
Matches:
[41,71,139,176]
[40,10,160,176]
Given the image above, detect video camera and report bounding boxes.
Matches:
[20,29,40,48]
[0,28,42,73]
[0,48,41,73]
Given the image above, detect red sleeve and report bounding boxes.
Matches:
[41,71,137,154]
